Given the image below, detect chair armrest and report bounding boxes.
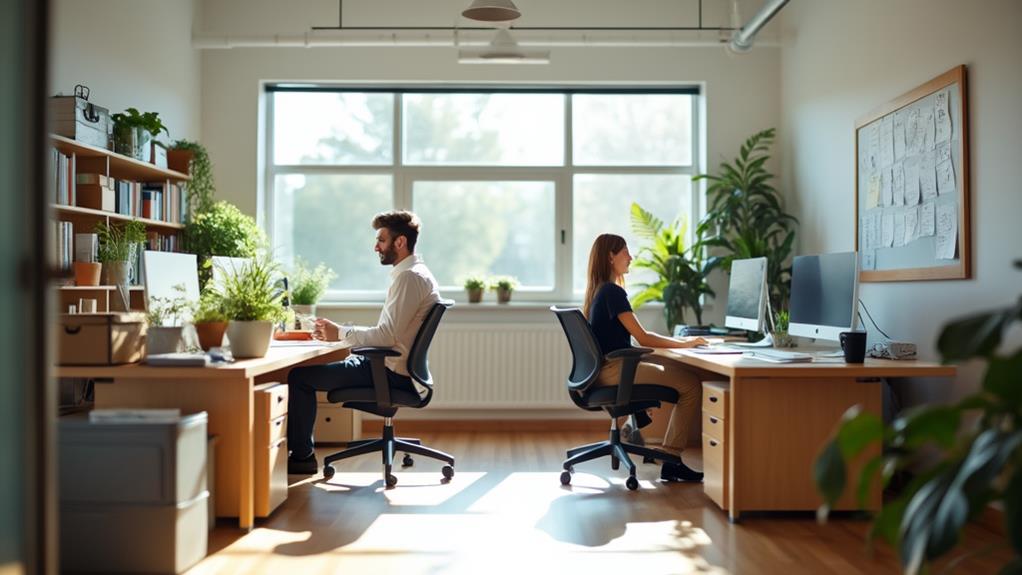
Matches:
[604,347,652,407]
[605,347,653,360]
[352,346,402,358]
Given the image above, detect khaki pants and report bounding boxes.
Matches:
[595,356,702,455]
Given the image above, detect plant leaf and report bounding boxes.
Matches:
[937,307,1017,362]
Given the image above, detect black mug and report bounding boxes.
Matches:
[840,331,867,363]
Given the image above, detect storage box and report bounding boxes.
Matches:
[76,183,115,211]
[49,94,111,149]
[57,312,146,365]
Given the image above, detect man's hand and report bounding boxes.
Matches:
[313,318,342,342]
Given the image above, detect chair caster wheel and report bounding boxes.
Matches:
[386,474,398,487]
[323,465,335,479]
[402,454,414,467]
[441,465,455,480]
[643,455,656,464]
[611,456,620,470]
[626,476,639,491]
[560,470,572,485]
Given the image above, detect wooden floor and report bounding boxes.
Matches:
[188,432,1009,575]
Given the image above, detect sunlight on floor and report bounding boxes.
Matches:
[311,471,486,505]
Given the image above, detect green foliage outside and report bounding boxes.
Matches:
[694,128,798,315]
[145,284,189,327]
[629,202,720,328]
[96,220,145,263]
[170,139,216,220]
[219,255,285,323]
[814,260,1022,574]
[288,259,336,305]
[185,201,264,288]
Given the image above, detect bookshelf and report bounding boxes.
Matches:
[51,134,190,313]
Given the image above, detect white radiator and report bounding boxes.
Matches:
[426,323,574,409]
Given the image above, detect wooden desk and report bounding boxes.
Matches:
[653,349,956,521]
[57,342,350,529]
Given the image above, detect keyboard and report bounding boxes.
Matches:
[742,349,814,363]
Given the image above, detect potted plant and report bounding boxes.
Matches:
[814,260,1022,574]
[111,107,169,162]
[490,276,517,304]
[96,220,146,287]
[463,275,486,303]
[185,201,264,289]
[694,128,799,313]
[220,255,285,358]
[288,258,336,318]
[73,232,102,286]
[168,140,216,220]
[145,284,190,355]
[629,202,721,331]
[191,288,228,351]
[772,309,794,348]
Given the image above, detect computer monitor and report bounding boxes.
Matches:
[143,251,200,325]
[788,251,859,341]
[724,257,768,332]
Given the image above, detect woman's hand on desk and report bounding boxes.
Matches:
[312,318,342,342]
[672,336,708,348]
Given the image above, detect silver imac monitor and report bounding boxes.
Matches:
[724,257,768,332]
[788,251,859,341]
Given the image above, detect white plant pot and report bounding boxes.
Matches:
[226,320,274,358]
[291,304,316,317]
[147,326,184,356]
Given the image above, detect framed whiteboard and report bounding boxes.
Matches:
[855,65,971,282]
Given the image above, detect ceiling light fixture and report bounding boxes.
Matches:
[461,0,521,23]
[458,28,550,65]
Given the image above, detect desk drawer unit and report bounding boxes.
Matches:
[701,381,729,510]
[255,383,289,518]
[315,391,362,444]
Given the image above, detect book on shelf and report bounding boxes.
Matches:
[56,221,73,273]
[74,233,97,263]
[51,148,76,206]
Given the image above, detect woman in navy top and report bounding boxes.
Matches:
[583,233,706,482]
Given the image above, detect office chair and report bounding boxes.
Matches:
[321,300,455,487]
[551,306,683,490]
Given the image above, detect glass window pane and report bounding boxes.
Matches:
[273,174,392,291]
[572,94,692,166]
[572,174,692,293]
[403,94,564,166]
[413,181,555,289]
[273,92,393,165]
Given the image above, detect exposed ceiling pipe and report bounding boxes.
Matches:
[729,0,788,53]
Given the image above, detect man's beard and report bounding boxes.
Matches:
[379,244,398,265]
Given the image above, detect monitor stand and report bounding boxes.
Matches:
[729,289,777,348]
[730,332,775,348]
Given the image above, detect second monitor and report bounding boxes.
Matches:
[788,251,859,341]
[724,257,769,332]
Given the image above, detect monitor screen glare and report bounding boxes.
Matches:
[724,257,768,332]
[788,251,859,342]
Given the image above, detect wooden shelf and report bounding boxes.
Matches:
[58,285,144,291]
[51,134,190,183]
[51,204,185,230]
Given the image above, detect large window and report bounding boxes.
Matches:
[266,88,698,301]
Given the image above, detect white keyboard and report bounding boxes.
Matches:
[742,349,814,363]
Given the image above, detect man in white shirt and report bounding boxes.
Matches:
[287,210,441,475]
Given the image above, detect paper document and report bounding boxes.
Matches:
[904,206,919,244]
[881,168,893,207]
[904,157,921,206]
[881,212,895,247]
[935,91,953,143]
[905,108,922,155]
[867,123,880,170]
[893,212,907,248]
[880,116,895,167]
[936,159,956,196]
[867,173,881,208]
[922,109,936,151]
[893,112,906,161]
[861,250,876,271]
[920,202,936,237]
[920,151,938,201]
[935,202,958,259]
[892,162,905,206]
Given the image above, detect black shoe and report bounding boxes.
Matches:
[288,453,318,475]
[660,461,704,483]
[633,410,653,429]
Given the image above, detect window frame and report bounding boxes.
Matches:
[264,87,701,303]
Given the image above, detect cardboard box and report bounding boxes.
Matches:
[57,312,146,365]
[76,183,115,211]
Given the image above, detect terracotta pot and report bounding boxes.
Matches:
[466,288,483,303]
[74,262,102,286]
[496,287,512,304]
[194,321,227,351]
[147,326,184,356]
[226,320,274,358]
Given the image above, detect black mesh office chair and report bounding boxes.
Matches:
[551,306,683,490]
[321,300,455,487]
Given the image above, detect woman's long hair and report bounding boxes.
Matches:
[582,233,627,318]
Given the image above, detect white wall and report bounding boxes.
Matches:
[780,0,1022,406]
[49,0,202,141]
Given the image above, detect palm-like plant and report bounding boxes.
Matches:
[629,203,721,328]
[694,128,798,313]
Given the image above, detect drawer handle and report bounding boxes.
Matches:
[709,416,719,424]
[275,419,283,427]
[709,439,719,448]
[277,395,285,403]
[709,396,718,403]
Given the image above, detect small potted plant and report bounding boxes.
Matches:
[772,309,794,348]
[96,220,146,287]
[289,258,336,318]
[490,276,517,304]
[220,255,285,358]
[111,107,169,162]
[192,288,228,351]
[73,232,102,286]
[145,284,190,355]
[463,275,486,303]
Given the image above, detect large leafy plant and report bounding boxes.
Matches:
[185,201,265,288]
[629,202,720,328]
[694,128,798,313]
[814,260,1022,574]
[220,255,285,323]
[111,107,169,138]
[170,139,216,219]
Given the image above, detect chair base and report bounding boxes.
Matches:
[561,425,681,490]
[322,420,454,487]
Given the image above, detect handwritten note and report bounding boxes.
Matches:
[936,159,956,196]
[893,212,907,248]
[893,162,905,206]
[867,173,881,208]
[935,91,953,143]
[920,202,936,237]
[867,123,880,170]
[920,151,938,201]
[935,202,958,259]
[904,206,919,244]
[905,108,922,155]
[922,109,936,151]
[881,212,895,248]
[904,156,921,206]
[893,112,906,161]
[936,141,952,164]
[880,115,895,167]
[862,251,876,271]
[881,168,893,207]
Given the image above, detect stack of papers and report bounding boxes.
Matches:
[89,409,181,424]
